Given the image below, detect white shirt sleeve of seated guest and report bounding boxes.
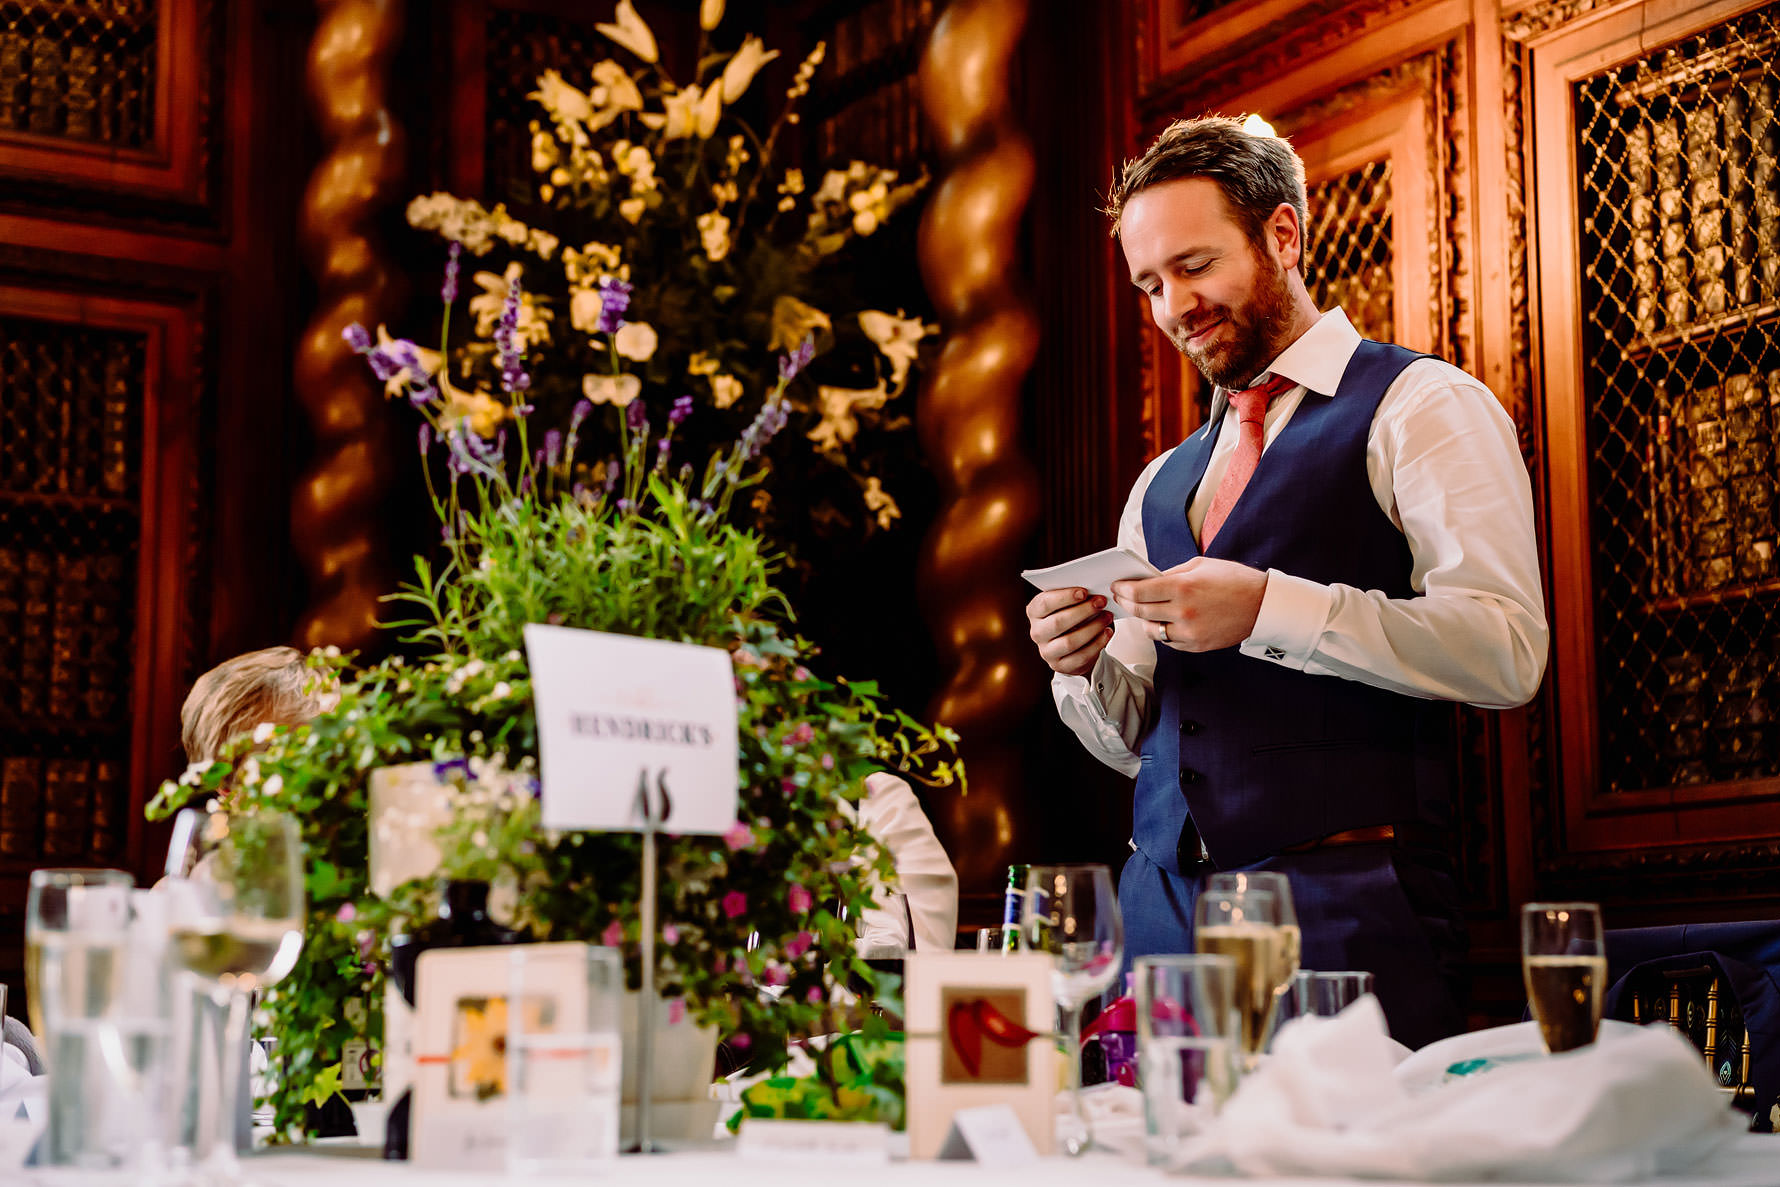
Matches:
[848,772,959,953]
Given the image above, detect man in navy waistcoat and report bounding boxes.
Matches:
[1024,116,1548,1049]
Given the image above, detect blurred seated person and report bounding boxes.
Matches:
[181,645,333,763]
[182,649,957,949]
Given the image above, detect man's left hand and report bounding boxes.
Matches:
[1110,558,1269,652]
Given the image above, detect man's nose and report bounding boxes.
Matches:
[1162,279,1201,329]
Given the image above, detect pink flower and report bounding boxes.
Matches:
[785,722,814,747]
[662,924,680,945]
[722,890,748,919]
[668,999,686,1026]
[356,929,376,957]
[723,821,755,852]
[763,963,789,987]
[732,1034,751,1050]
[335,903,357,924]
[713,954,727,973]
[793,666,812,681]
[780,777,796,795]
[820,753,834,770]
[602,920,624,947]
[785,930,813,960]
[806,986,824,1005]
[787,884,812,914]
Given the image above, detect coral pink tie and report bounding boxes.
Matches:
[1199,373,1296,548]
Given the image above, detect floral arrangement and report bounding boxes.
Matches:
[403,0,935,558]
[149,243,962,1139]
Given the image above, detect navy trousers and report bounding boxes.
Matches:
[1119,842,1468,1051]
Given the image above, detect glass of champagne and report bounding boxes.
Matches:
[24,868,135,1040]
[1022,864,1123,1157]
[1522,901,1605,1053]
[1193,887,1283,1070]
[1206,872,1299,1046]
[164,807,306,1183]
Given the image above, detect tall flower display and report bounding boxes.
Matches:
[405,0,935,553]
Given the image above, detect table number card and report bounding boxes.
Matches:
[523,624,739,834]
[904,951,1056,1159]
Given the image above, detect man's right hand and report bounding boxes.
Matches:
[1026,588,1114,677]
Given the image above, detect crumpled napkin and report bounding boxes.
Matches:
[1,1043,46,1171]
[1170,996,1741,1182]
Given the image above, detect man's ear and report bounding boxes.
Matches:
[1268,202,1304,273]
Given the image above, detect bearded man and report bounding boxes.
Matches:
[1024,117,1548,1048]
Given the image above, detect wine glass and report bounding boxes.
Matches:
[164,807,306,1183]
[1522,902,1605,1053]
[1193,886,1284,1070]
[1205,872,1299,1045]
[1021,864,1123,1157]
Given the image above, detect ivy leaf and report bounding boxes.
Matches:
[307,859,344,901]
[302,1061,344,1108]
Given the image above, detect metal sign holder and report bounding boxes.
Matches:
[629,769,671,1154]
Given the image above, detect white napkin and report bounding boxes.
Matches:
[1171,996,1742,1182]
[1,1043,45,1171]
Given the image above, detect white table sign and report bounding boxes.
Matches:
[937,1104,1041,1164]
[524,624,739,834]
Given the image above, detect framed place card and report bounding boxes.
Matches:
[523,624,738,834]
[904,951,1056,1159]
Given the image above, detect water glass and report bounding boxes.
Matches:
[1135,955,1237,1167]
[1293,970,1375,1017]
[974,926,1005,952]
[1522,902,1606,1053]
[506,944,622,1174]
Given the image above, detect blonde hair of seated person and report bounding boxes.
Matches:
[181,645,330,763]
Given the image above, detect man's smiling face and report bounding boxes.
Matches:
[1121,176,1297,390]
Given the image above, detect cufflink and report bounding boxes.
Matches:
[1264,646,1287,662]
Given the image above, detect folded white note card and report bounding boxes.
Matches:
[1020,547,1160,619]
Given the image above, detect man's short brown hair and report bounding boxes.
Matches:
[1104,115,1310,266]
[181,646,326,763]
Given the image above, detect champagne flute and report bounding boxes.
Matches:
[1193,887,1283,1069]
[1522,902,1605,1053]
[165,807,306,1183]
[1022,864,1123,1157]
[1205,872,1299,1044]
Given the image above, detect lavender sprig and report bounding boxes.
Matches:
[778,335,815,382]
[596,277,633,334]
[442,242,462,304]
[493,276,531,396]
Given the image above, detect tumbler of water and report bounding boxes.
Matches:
[1135,954,1238,1168]
[506,944,623,1174]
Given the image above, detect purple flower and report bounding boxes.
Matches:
[602,461,620,496]
[722,890,748,919]
[763,963,790,988]
[602,920,624,947]
[336,903,357,924]
[662,924,680,945]
[544,429,562,467]
[493,275,530,394]
[616,498,633,514]
[779,335,815,381]
[806,986,824,1005]
[626,398,648,432]
[669,394,694,426]
[785,930,813,960]
[407,382,437,409]
[596,277,633,334]
[731,1033,750,1051]
[785,722,814,747]
[342,323,372,352]
[418,424,432,455]
[787,884,812,914]
[366,350,402,382]
[442,242,462,304]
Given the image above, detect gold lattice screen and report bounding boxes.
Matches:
[1306,159,1394,343]
[1575,3,1780,792]
[0,0,157,147]
[0,315,141,863]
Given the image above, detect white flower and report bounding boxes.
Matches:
[720,36,780,103]
[858,309,934,389]
[619,197,646,223]
[649,83,723,140]
[710,374,743,408]
[614,321,658,361]
[697,210,731,260]
[530,70,592,125]
[590,60,643,115]
[469,262,553,348]
[594,0,658,63]
[806,380,888,454]
[570,286,604,334]
[490,682,511,700]
[253,722,277,745]
[863,476,901,530]
[700,0,724,30]
[262,775,284,798]
[769,294,830,352]
[687,352,719,376]
[583,373,642,407]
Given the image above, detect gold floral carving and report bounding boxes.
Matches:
[915,0,1043,887]
[292,0,406,650]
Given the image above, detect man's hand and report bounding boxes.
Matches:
[1110,558,1268,652]
[1026,588,1113,677]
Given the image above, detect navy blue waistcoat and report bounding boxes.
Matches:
[1133,340,1454,875]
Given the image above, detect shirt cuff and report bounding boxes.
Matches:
[1240,568,1334,670]
[1051,669,1109,717]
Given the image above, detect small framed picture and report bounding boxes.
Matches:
[411,942,596,1170]
[904,951,1055,1158]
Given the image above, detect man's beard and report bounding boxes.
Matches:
[1169,249,1296,390]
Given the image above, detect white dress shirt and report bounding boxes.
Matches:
[850,771,960,952]
[1053,308,1549,776]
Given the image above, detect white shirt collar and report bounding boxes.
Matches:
[1205,307,1362,428]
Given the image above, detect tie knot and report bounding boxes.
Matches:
[1229,373,1294,422]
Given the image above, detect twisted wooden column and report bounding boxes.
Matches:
[292,0,406,651]
[916,0,1042,889]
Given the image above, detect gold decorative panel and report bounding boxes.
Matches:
[0,0,158,147]
[1572,3,1780,792]
[1305,158,1394,343]
[0,315,143,863]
